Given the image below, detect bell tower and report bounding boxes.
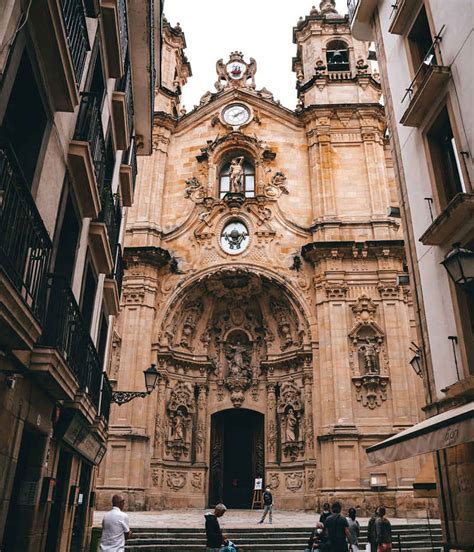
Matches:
[292,0,379,108]
[155,18,192,117]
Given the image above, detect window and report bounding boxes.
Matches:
[2,51,48,187]
[407,6,433,73]
[426,106,465,210]
[80,261,98,331]
[326,40,350,72]
[54,193,81,285]
[219,157,255,198]
[87,41,106,107]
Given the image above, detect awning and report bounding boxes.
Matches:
[367,401,474,465]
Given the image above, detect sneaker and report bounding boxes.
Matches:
[258,520,263,524]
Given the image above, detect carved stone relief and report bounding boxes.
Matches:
[285,472,304,493]
[166,471,186,492]
[269,473,280,490]
[166,380,195,459]
[191,472,203,490]
[277,379,304,461]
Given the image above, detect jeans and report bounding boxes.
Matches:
[260,504,273,522]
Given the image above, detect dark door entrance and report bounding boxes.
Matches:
[209,409,264,509]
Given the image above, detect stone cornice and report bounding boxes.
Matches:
[124,246,171,269]
[301,239,405,264]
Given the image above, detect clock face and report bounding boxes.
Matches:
[222,104,251,127]
[226,61,246,80]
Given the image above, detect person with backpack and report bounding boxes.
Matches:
[375,507,392,552]
[323,502,353,552]
[258,486,273,524]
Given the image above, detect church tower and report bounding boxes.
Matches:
[97,1,433,515]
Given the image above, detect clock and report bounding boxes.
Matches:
[222,104,251,127]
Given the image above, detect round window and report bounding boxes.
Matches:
[220,220,249,255]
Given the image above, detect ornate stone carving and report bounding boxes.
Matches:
[349,295,390,409]
[191,472,203,489]
[270,299,296,350]
[224,333,253,407]
[264,171,289,198]
[151,468,160,487]
[215,52,258,91]
[184,176,206,202]
[166,380,195,459]
[307,469,315,490]
[278,380,304,461]
[269,473,280,490]
[166,471,186,492]
[285,472,304,493]
[178,301,203,350]
[109,330,121,380]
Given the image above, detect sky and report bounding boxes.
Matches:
[164,0,349,111]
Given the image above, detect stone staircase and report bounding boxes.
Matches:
[121,523,443,551]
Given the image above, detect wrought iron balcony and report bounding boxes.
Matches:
[59,0,90,85]
[116,55,134,140]
[100,373,113,423]
[400,26,451,127]
[0,143,52,327]
[119,139,137,206]
[98,182,120,254]
[111,243,124,297]
[40,274,103,408]
[101,0,129,77]
[74,92,106,196]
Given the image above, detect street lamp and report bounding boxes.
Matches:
[111,363,161,405]
[409,342,423,378]
[441,243,474,286]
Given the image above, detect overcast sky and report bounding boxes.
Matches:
[164,1,349,111]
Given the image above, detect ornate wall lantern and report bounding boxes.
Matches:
[441,244,474,286]
[409,343,423,378]
[112,363,161,405]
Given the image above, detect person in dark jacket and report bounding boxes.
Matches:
[375,507,392,551]
[205,504,227,552]
[367,508,379,552]
[324,502,353,552]
[305,522,328,551]
[319,503,331,525]
[258,486,273,524]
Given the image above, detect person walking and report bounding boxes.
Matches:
[205,503,227,552]
[319,502,331,525]
[375,507,392,552]
[367,508,379,552]
[258,486,273,524]
[347,508,360,552]
[324,502,353,552]
[99,494,131,552]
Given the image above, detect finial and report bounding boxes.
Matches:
[319,0,338,15]
[310,5,319,16]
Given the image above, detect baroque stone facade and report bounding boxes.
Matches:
[97,4,432,515]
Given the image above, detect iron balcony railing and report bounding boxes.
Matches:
[0,143,52,324]
[100,373,113,424]
[116,54,134,138]
[401,25,446,105]
[98,181,120,254]
[74,92,106,196]
[117,0,129,69]
[122,138,138,192]
[59,0,90,85]
[110,243,124,296]
[40,274,103,409]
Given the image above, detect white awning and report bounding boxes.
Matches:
[366,401,474,465]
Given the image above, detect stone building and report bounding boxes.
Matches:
[0,1,158,550]
[349,0,473,549]
[98,1,433,515]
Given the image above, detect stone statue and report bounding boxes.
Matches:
[363,340,378,374]
[215,58,228,91]
[229,156,245,193]
[285,407,297,442]
[227,341,248,377]
[172,410,185,441]
[247,57,257,88]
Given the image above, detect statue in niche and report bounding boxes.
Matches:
[285,407,298,442]
[229,156,244,193]
[359,339,379,374]
[227,341,248,377]
[172,409,185,442]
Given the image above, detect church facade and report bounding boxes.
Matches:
[97,3,432,515]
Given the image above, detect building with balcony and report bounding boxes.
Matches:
[349,1,473,549]
[0,1,160,550]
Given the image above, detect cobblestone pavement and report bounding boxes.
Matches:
[93,509,439,529]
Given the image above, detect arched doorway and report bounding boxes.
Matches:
[209,409,264,509]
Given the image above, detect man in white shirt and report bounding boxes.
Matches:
[99,494,132,551]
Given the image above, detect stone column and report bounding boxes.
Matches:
[303,372,315,461]
[195,383,208,464]
[267,383,278,464]
[153,376,168,460]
